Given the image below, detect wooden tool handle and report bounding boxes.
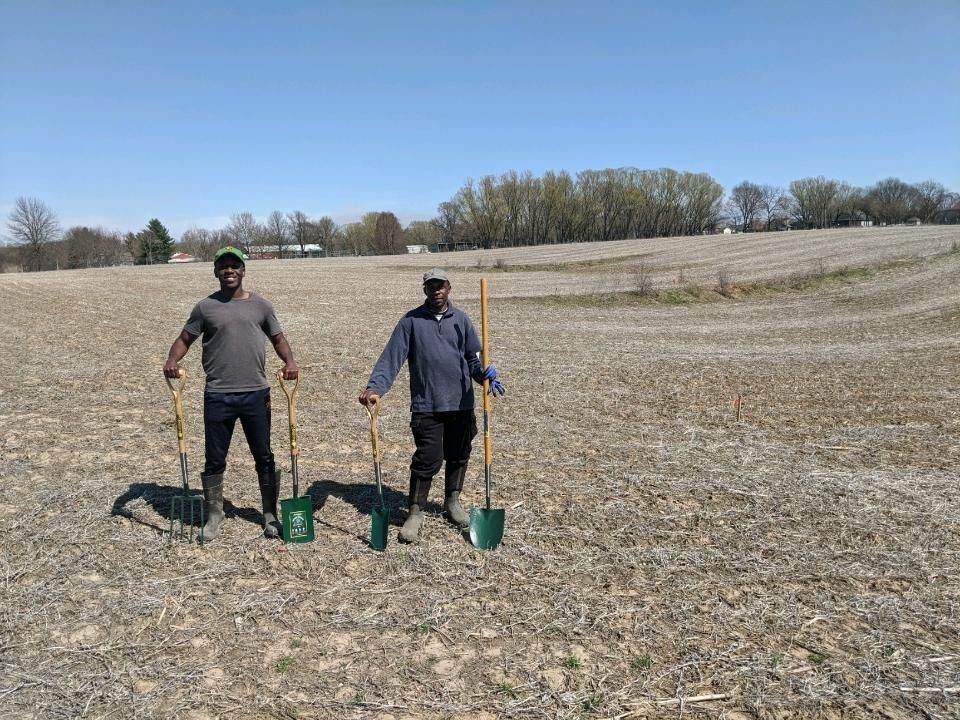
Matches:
[276,369,300,403]
[276,369,299,457]
[364,401,381,462]
[165,369,187,454]
[165,367,187,396]
[480,278,492,464]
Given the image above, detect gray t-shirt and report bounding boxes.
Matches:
[184,292,283,392]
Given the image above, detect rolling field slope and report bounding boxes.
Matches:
[1,225,958,719]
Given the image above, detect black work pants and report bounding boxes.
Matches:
[409,410,478,508]
[203,388,275,477]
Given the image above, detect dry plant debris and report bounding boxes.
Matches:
[0,225,958,719]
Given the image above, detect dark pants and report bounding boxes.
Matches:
[203,388,274,477]
[409,410,477,508]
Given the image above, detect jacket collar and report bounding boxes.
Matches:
[419,301,455,318]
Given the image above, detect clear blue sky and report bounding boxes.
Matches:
[1,1,958,237]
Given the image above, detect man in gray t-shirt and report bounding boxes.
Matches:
[163,246,299,542]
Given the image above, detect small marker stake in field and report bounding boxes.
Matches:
[734,393,743,422]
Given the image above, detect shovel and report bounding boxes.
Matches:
[469,278,505,550]
[276,370,315,543]
[165,369,204,544]
[364,401,389,551]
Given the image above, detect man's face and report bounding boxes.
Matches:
[214,256,245,289]
[423,279,451,310]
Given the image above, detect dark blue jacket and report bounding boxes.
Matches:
[367,303,484,412]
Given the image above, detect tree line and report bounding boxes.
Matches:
[3,171,958,271]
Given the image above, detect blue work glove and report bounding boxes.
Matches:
[482,365,505,396]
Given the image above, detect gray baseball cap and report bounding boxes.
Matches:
[422,268,449,284]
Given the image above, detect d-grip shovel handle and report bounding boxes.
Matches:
[165,368,187,455]
[276,370,299,457]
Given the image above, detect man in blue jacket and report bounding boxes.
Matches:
[359,269,504,542]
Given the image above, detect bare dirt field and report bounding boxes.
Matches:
[1,225,959,719]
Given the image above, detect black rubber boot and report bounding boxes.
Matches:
[444,463,470,528]
[399,504,426,543]
[258,469,281,539]
[198,472,226,542]
[444,491,470,528]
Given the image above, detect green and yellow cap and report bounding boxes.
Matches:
[214,246,248,265]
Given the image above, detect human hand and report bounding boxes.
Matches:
[163,359,182,379]
[281,361,299,380]
[359,389,381,406]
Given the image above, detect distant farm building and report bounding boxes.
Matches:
[168,252,198,263]
[834,212,874,228]
[435,241,478,252]
[406,244,431,254]
[247,244,324,259]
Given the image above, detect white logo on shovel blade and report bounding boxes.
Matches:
[290,511,307,537]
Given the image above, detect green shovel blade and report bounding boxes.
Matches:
[469,507,505,550]
[281,495,315,543]
[370,505,389,551]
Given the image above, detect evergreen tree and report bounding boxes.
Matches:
[137,218,175,264]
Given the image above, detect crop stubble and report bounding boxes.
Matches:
[0,226,958,719]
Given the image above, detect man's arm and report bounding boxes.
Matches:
[463,317,485,383]
[269,332,299,380]
[163,330,198,377]
[359,319,410,406]
[464,316,505,396]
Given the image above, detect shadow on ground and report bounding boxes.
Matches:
[305,479,428,527]
[111,482,265,531]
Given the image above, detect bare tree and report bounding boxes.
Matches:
[404,220,440,249]
[728,181,765,231]
[339,218,375,256]
[311,216,339,255]
[288,211,310,256]
[371,212,404,255]
[434,201,465,247]
[577,169,630,241]
[790,176,841,229]
[6,197,61,271]
[760,185,789,229]
[225,212,260,254]
[912,180,952,224]
[679,171,724,234]
[123,232,141,262]
[264,210,290,257]
[179,227,219,261]
[866,178,918,225]
[457,177,505,250]
[834,183,866,224]
[542,171,580,244]
[63,226,125,268]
